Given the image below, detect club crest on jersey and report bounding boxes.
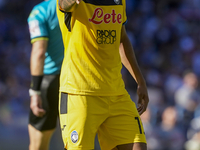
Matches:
[71,130,78,143]
[114,0,120,5]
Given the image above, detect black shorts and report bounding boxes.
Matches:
[29,74,60,131]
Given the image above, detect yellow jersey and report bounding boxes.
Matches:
[57,0,128,96]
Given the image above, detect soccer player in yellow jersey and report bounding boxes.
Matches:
[57,0,149,150]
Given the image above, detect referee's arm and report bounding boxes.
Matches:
[30,40,47,76]
[29,40,47,117]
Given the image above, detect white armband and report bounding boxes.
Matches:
[29,89,41,96]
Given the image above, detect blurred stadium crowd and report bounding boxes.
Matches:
[0,0,200,149]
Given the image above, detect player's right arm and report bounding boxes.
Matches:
[29,40,47,117]
[119,26,149,115]
[58,0,82,12]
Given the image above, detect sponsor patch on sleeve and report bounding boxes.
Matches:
[28,20,41,38]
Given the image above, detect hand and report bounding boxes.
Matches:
[137,84,149,115]
[30,95,46,117]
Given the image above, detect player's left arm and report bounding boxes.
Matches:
[119,25,149,115]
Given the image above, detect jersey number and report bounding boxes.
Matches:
[135,117,143,134]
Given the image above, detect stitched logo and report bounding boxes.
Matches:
[71,130,78,143]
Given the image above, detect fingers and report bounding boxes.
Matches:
[137,84,149,115]
[30,95,46,117]
[137,95,149,115]
[137,101,147,115]
[137,104,143,115]
[32,107,46,117]
[31,104,46,117]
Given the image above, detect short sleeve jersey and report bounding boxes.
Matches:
[57,0,128,96]
[28,0,64,75]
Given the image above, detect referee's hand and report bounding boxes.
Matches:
[30,95,46,117]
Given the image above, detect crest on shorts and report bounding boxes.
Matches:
[114,0,120,5]
[71,130,78,143]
